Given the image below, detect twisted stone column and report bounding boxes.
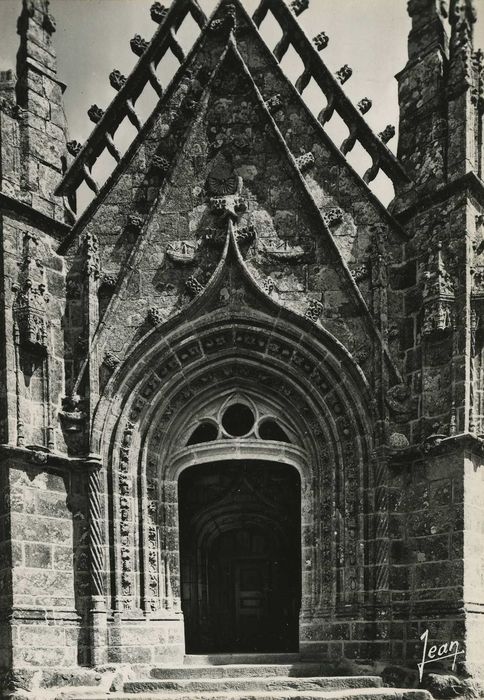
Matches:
[87,454,107,666]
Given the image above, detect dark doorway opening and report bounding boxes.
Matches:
[179,460,301,653]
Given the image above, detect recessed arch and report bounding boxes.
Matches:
[93,295,375,654]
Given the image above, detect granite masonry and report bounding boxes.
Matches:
[0,0,484,696]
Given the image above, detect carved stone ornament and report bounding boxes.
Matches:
[305,299,324,323]
[82,232,100,279]
[386,383,414,421]
[351,263,370,283]
[87,104,105,124]
[127,214,144,233]
[290,0,310,16]
[59,394,87,433]
[313,32,329,50]
[421,241,455,337]
[150,2,168,23]
[13,280,49,349]
[266,94,283,114]
[103,351,120,371]
[358,98,372,114]
[261,239,304,262]
[151,154,170,173]
[130,34,149,56]
[66,140,82,157]
[336,65,353,84]
[109,69,127,91]
[296,151,315,172]
[379,125,396,144]
[166,241,196,264]
[148,307,165,327]
[262,277,275,295]
[13,232,49,350]
[236,224,256,245]
[322,207,344,227]
[186,276,204,298]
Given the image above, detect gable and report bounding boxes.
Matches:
[62,1,402,397]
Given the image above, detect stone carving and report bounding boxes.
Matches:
[13,280,49,349]
[421,242,455,337]
[336,65,352,84]
[103,351,120,371]
[82,232,100,279]
[29,449,48,464]
[236,224,256,244]
[127,214,143,233]
[290,0,309,16]
[88,104,104,123]
[130,34,149,57]
[109,70,127,91]
[262,277,275,295]
[266,94,283,114]
[150,1,168,23]
[358,98,372,114]
[186,276,204,298]
[386,384,414,421]
[118,421,136,606]
[101,272,117,288]
[313,32,329,50]
[13,232,49,350]
[379,125,396,144]
[305,299,324,323]
[261,239,304,261]
[66,140,82,157]
[209,2,236,31]
[148,307,165,327]
[387,432,410,449]
[59,394,86,433]
[296,151,315,171]
[151,154,170,173]
[351,263,370,283]
[166,241,196,264]
[322,207,343,227]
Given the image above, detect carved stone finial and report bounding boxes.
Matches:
[130,34,149,57]
[150,2,168,23]
[66,140,82,157]
[336,65,352,84]
[313,32,329,51]
[305,299,324,323]
[378,125,396,144]
[87,104,104,124]
[357,98,372,114]
[109,70,127,91]
[290,0,309,17]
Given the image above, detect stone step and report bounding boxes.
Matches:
[147,664,358,680]
[58,688,432,700]
[183,654,301,666]
[123,676,383,694]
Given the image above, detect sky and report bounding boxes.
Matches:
[1,0,484,209]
